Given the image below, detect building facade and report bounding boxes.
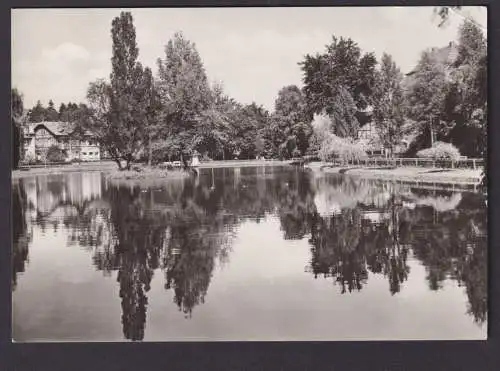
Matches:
[23,121,101,162]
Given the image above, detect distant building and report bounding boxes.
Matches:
[405,41,458,83]
[356,105,386,156]
[357,113,411,157]
[400,41,459,152]
[22,121,101,162]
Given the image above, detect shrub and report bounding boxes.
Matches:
[23,153,36,165]
[416,141,461,161]
[318,133,367,163]
[46,145,66,163]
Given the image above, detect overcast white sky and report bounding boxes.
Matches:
[12,6,487,111]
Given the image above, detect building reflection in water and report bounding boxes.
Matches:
[12,167,488,340]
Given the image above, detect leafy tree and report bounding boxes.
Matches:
[141,67,163,166]
[434,6,461,27]
[404,50,449,153]
[445,21,487,157]
[11,88,25,168]
[84,80,119,166]
[157,32,212,164]
[228,102,269,159]
[372,53,406,157]
[300,36,377,138]
[193,108,230,160]
[269,85,312,158]
[434,6,486,31]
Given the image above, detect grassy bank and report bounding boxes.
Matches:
[197,159,290,168]
[307,162,483,185]
[11,159,291,179]
[105,166,191,188]
[11,161,117,179]
[12,159,483,185]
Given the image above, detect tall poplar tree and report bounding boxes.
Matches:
[84,11,150,170]
[108,11,143,169]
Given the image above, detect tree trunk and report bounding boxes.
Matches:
[182,155,189,170]
[125,154,132,170]
[148,133,152,167]
[114,158,123,170]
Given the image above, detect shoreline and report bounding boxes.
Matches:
[197,160,290,168]
[11,160,290,179]
[11,161,118,180]
[307,162,483,185]
[11,160,484,186]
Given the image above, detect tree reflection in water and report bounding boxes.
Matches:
[12,167,488,340]
[12,181,31,290]
[305,176,487,324]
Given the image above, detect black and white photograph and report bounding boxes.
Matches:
[11,6,488,342]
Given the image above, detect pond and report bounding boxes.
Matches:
[12,166,487,341]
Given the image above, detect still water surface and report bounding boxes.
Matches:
[12,166,487,341]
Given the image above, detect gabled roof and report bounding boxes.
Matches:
[405,41,458,78]
[24,121,94,137]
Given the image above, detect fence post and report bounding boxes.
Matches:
[473,159,476,170]
[451,160,455,169]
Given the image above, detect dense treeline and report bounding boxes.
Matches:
[11,10,487,171]
[25,99,89,123]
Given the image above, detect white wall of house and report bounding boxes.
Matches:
[22,124,101,162]
[79,144,101,161]
[23,137,36,160]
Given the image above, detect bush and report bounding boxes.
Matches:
[416,141,461,161]
[318,133,367,163]
[46,145,66,163]
[23,153,37,165]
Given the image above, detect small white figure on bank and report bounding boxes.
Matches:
[191,154,200,167]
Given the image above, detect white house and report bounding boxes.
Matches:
[22,121,101,162]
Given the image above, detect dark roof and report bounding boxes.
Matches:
[24,121,94,137]
[405,41,458,77]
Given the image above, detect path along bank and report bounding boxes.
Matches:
[10,159,290,180]
[306,162,483,186]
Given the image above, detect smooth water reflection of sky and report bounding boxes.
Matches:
[12,168,487,341]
